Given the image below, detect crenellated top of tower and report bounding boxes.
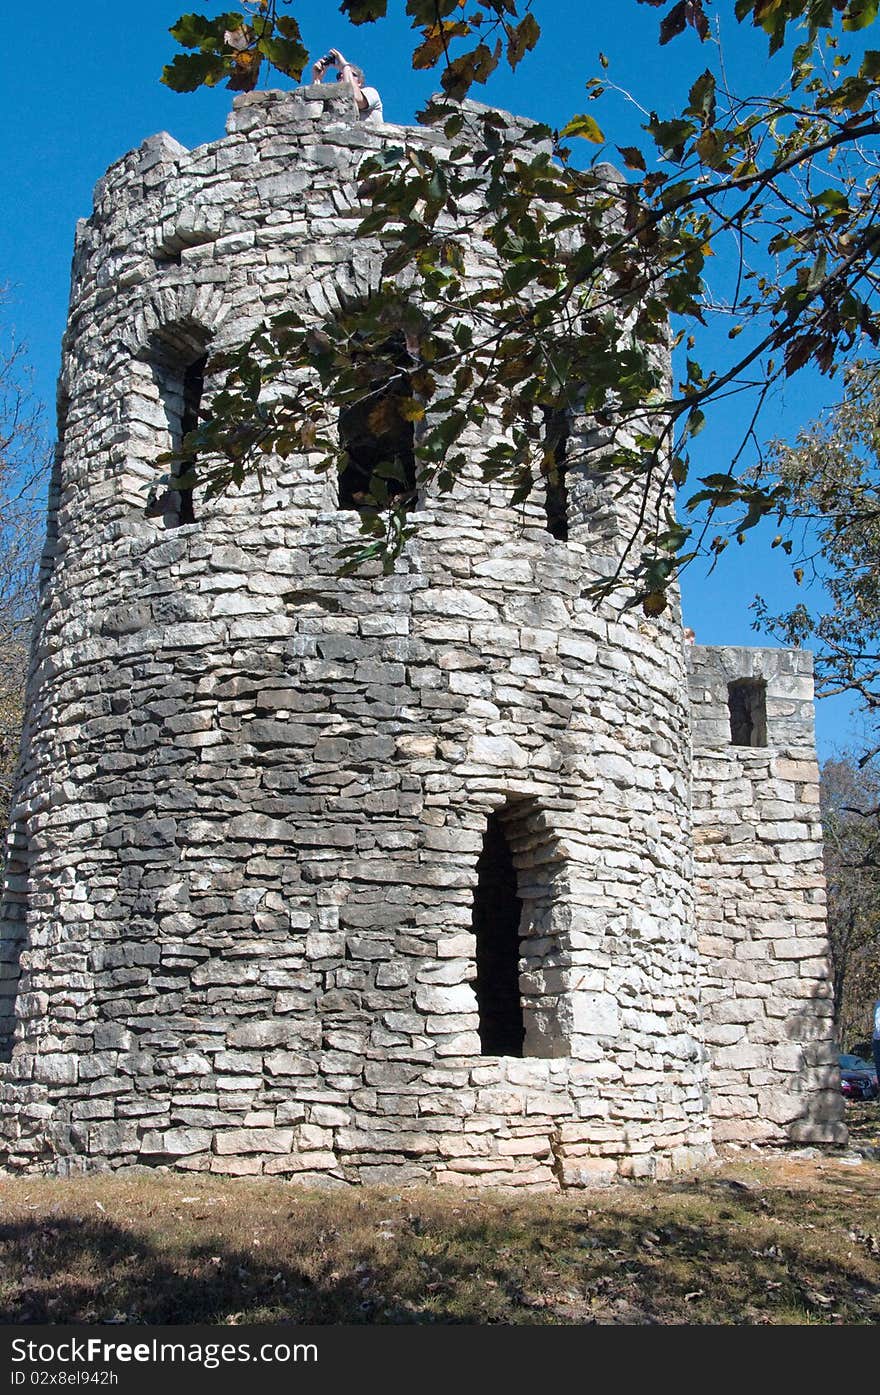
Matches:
[81,85,554,238]
[68,87,556,350]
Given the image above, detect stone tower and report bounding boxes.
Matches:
[0,85,844,1183]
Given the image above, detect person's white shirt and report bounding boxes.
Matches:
[358,85,383,124]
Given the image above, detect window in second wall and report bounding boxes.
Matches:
[727,677,768,747]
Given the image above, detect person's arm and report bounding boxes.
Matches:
[333,52,368,110]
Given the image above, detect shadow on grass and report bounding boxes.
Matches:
[0,1215,419,1326]
[1,1175,879,1325]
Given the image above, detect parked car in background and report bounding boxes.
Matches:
[838,1053,879,1101]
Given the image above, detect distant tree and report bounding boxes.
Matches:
[754,360,880,735]
[751,361,880,1045]
[159,1,880,609]
[0,318,46,852]
[820,752,880,1047]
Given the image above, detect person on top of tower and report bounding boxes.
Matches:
[311,49,384,125]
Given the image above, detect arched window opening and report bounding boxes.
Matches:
[145,325,210,528]
[542,408,570,541]
[338,332,417,512]
[472,812,525,1057]
[728,678,768,747]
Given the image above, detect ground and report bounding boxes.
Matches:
[1,1110,878,1325]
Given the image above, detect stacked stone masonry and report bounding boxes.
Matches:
[0,86,845,1185]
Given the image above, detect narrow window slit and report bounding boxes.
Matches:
[542,408,569,540]
[472,812,525,1057]
[176,353,206,525]
[41,391,69,589]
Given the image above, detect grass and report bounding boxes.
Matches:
[1,1120,879,1325]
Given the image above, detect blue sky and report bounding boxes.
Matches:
[0,0,867,754]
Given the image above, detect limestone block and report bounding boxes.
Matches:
[558,1157,618,1187]
[167,1052,212,1076]
[227,1021,299,1049]
[466,735,529,768]
[414,984,477,1015]
[33,1055,78,1085]
[435,1031,481,1056]
[140,1127,212,1156]
[213,1128,295,1155]
[87,1121,141,1155]
[309,1104,349,1127]
[571,993,620,1037]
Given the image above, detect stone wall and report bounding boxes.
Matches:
[0,86,843,1185]
[0,87,714,1184]
[688,644,845,1145]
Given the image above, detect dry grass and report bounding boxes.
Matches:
[1,1126,879,1325]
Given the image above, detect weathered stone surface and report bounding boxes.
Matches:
[0,89,842,1188]
[140,1128,212,1157]
[688,645,844,1146]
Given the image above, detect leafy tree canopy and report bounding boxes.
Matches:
[0,311,48,850]
[755,359,880,720]
[162,1,880,613]
[820,750,880,1045]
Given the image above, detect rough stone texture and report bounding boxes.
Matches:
[688,645,846,1146]
[0,87,843,1184]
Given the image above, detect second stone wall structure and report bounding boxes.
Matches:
[688,644,845,1145]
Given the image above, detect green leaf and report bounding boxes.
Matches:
[440,48,494,101]
[406,0,462,22]
[161,51,228,91]
[169,12,212,48]
[859,48,880,76]
[560,114,605,144]
[695,128,729,170]
[687,69,716,125]
[844,0,880,29]
[169,11,244,49]
[258,35,308,79]
[806,248,828,290]
[276,15,304,41]
[340,0,389,20]
[646,115,696,158]
[811,188,850,215]
[507,13,541,67]
[509,470,534,506]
